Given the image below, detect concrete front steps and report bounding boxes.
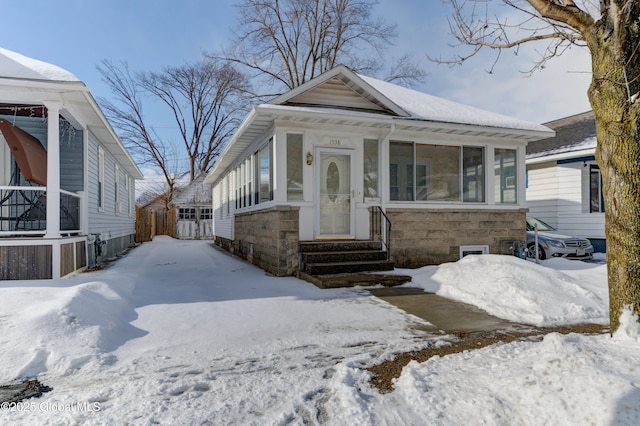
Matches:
[297,240,412,289]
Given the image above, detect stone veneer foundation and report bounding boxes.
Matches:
[215,206,526,276]
[222,205,300,277]
[385,208,527,267]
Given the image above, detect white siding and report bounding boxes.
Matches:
[87,131,135,238]
[288,76,389,113]
[526,160,605,239]
[557,162,605,238]
[213,174,234,240]
[526,162,559,226]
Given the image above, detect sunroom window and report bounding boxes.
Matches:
[389,141,485,203]
[287,134,303,201]
[494,148,517,204]
[363,139,379,199]
[256,138,273,204]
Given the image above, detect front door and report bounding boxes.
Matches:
[317,149,354,238]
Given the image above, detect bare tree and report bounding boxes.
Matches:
[98,57,249,207]
[97,60,181,210]
[140,59,249,181]
[220,0,425,95]
[442,0,640,332]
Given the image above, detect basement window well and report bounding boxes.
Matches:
[459,245,489,258]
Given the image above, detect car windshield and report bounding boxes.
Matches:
[526,217,556,232]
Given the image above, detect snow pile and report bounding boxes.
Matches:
[404,254,609,326]
[0,47,80,82]
[2,237,639,425]
[0,280,137,381]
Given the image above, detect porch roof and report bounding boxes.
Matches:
[0,48,143,180]
[205,102,555,185]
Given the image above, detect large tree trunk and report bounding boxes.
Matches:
[588,33,640,332]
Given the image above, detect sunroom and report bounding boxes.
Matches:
[206,65,554,277]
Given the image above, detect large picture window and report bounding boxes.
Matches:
[390,142,484,203]
[416,144,459,201]
[98,146,104,211]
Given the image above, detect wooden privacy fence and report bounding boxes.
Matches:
[136,207,176,243]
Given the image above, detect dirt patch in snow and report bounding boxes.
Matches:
[0,379,52,404]
[367,323,609,394]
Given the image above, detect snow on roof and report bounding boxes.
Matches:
[0,47,80,83]
[527,135,597,159]
[359,74,551,133]
[526,111,596,160]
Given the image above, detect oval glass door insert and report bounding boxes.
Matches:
[326,161,339,202]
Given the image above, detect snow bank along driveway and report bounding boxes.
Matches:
[0,237,434,424]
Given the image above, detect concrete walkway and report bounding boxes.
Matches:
[369,287,521,333]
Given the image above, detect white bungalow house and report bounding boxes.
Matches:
[204,65,554,278]
[525,111,605,252]
[0,48,143,280]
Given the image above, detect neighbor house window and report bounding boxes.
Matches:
[124,173,132,216]
[494,148,517,204]
[390,141,485,203]
[363,139,379,199]
[98,146,105,211]
[115,164,120,214]
[590,164,604,213]
[225,176,230,216]
[287,133,304,201]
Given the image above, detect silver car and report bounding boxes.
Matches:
[526,217,594,260]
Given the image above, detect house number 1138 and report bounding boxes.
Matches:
[329,139,341,146]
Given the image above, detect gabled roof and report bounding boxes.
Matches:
[526,111,596,163]
[0,48,142,179]
[269,66,409,117]
[205,65,554,185]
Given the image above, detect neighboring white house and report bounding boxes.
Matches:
[0,48,143,279]
[525,111,605,252]
[205,65,555,277]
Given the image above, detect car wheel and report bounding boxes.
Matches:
[527,243,546,260]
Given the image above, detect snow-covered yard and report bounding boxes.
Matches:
[1,237,639,425]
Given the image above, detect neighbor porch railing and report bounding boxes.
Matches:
[370,206,391,261]
[0,186,81,236]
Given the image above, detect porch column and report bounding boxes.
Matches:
[45,102,61,239]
